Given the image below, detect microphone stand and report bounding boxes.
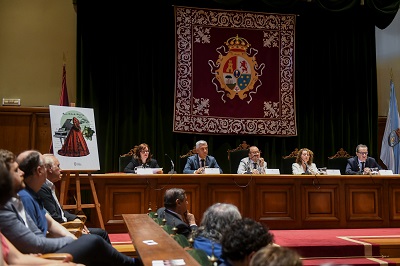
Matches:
[165,154,177,174]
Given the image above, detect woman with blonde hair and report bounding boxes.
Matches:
[292,148,319,175]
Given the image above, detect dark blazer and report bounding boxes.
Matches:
[37,185,77,223]
[37,182,110,243]
[345,156,382,175]
[156,207,197,238]
[124,158,160,173]
[182,154,223,174]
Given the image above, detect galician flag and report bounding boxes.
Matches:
[380,79,400,174]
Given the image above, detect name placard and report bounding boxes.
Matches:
[136,168,163,175]
[326,169,341,175]
[379,169,393,175]
[204,168,220,174]
[264,169,280,175]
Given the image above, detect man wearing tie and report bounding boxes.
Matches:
[237,146,267,174]
[345,144,382,175]
[183,140,223,174]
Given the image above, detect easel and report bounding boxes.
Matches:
[59,171,105,229]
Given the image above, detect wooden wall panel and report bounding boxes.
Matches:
[256,185,295,222]
[346,186,383,221]
[0,107,51,155]
[63,174,400,232]
[389,185,400,220]
[302,185,339,222]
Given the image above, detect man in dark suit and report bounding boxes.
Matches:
[183,140,223,174]
[38,153,110,243]
[345,144,382,175]
[156,188,197,238]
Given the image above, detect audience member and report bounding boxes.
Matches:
[156,188,197,238]
[237,146,267,174]
[183,140,223,174]
[38,153,110,243]
[220,218,274,266]
[124,143,162,174]
[0,149,138,266]
[0,150,82,265]
[292,148,319,175]
[249,245,303,266]
[345,144,382,175]
[193,203,242,264]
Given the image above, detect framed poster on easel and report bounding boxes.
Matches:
[49,105,104,228]
[49,105,100,171]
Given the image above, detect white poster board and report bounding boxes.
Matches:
[49,105,100,171]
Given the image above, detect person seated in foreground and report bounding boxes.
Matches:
[0,149,139,266]
[345,144,381,175]
[183,140,223,174]
[38,153,110,243]
[249,245,303,266]
[156,188,197,238]
[220,218,275,266]
[0,151,82,265]
[124,143,162,174]
[192,203,242,264]
[292,148,319,175]
[237,146,268,174]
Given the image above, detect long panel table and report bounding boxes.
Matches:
[62,173,400,233]
[122,214,200,266]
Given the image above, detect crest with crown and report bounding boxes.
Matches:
[225,35,251,52]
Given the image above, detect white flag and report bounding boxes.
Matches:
[380,80,400,173]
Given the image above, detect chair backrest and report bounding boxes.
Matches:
[179,146,197,173]
[227,141,251,174]
[119,149,134,172]
[327,148,351,175]
[281,148,299,174]
[173,234,190,248]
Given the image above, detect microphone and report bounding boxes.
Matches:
[165,154,176,174]
[302,159,310,175]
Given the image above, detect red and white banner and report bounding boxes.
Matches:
[173,7,297,136]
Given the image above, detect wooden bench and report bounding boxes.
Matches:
[122,214,200,266]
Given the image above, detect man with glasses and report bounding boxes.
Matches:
[237,146,267,174]
[345,144,382,175]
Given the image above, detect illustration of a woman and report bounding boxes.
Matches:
[58,117,90,157]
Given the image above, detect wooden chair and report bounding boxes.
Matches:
[40,253,73,261]
[327,148,351,175]
[281,148,299,174]
[227,141,251,174]
[119,148,134,172]
[186,248,211,265]
[179,146,197,173]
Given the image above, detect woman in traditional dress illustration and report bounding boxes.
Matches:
[58,117,90,157]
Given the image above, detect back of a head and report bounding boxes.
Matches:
[195,203,242,242]
[164,188,185,208]
[17,150,41,178]
[249,246,303,266]
[221,218,274,262]
[0,160,12,206]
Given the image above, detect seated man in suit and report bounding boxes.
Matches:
[0,149,138,265]
[345,144,382,175]
[183,140,223,174]
[156,188,197,238]
[237,146,267,174]
[38,153,110,243]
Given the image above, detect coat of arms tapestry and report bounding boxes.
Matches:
[173,6,296,136]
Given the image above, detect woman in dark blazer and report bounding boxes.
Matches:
[124,143,162,173]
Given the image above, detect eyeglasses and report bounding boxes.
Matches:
[357,152,368,155]
[250,151,260,154]
[141,150,150,153]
